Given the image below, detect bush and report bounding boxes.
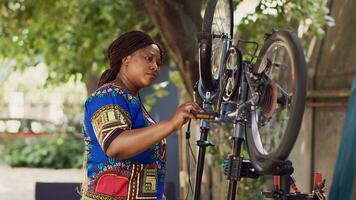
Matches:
[0,133,84,169]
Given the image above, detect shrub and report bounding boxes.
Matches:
[0,133,83,169]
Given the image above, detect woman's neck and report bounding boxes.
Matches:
[113,73,139,96]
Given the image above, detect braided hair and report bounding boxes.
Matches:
[97,30,163,88]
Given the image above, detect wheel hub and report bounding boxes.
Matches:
[258,80,278,119]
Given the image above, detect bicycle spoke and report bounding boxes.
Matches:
[263,74,293,108]
[251,110,268,155]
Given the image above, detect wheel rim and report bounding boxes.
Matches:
[251,41,296,155]
[210,0,232,86]
[223,48,240,101]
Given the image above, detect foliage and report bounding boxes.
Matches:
[0,0,153,86]
[237,0,334,52]
[143,81,169,111]
[0,133,84,169]
[0,0,334,88]
[237,176,268,200]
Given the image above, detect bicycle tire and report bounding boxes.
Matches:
[246,30,307,174]
[199,0,233,93]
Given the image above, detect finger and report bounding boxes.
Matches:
[182,111,196,121]
[188,104,201,113]
[188,102,202,111]
[192,102,200,107]
[192,104,202,112]
[183,102,192,106]
[184,102,196,107]
[185,105,200,113]
[180,103,192,110]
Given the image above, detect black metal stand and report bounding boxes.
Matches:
[226,63,250,200]
[226,137,243,200]
[193,126,213,200]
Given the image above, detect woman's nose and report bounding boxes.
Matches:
[150,63,160,71]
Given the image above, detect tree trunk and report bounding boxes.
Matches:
[85,73,99,95]
[139,2,206,198]
[142,0,202,95]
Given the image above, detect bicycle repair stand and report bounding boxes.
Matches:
[261,163,327,200]
[193,92,216,200]
[223,159,327,200]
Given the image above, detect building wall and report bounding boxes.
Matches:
[290,0,356,197]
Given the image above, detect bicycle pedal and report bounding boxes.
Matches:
[192,111,217,120]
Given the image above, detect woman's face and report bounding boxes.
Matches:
[121,44,161,89]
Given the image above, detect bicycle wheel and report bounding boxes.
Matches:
[246,30,307,174]
[199,0,233,93]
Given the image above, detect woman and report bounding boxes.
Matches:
[81,30,200,200]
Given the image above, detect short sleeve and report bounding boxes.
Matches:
[91,104,131,151]
[85,88,133,153]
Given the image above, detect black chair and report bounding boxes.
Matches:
[35,182,81,200]
[164,181,176,200]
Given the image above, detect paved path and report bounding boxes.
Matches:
[0,162,83,200]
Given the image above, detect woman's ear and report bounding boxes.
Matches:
[122,56,131,66]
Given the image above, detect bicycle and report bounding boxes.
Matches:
[185,0,325,199]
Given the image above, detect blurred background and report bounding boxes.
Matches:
[0,0,355,199]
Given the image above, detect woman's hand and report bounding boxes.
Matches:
[169,102,202,129]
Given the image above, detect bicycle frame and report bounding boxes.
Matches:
[194,27,312,199]
[194,59,252,200]
[194,4,314,196]
[195,29,254,199]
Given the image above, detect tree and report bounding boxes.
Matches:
[142,0,202,95]
[0,0,332,95]
[0,0,152,94]
[141,0,333,95]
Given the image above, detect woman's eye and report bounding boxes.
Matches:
[145,56,153,62]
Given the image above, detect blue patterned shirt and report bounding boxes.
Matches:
[81,82,166,199]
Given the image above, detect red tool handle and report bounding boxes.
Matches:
[273,176,280,190]
[314,172,323,187]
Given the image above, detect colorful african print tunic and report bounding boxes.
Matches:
[81,82,166,200]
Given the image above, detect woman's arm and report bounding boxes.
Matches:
[106,102,200,160]
[106,120,174,159]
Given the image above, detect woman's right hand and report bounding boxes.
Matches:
[169,102,202,129]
